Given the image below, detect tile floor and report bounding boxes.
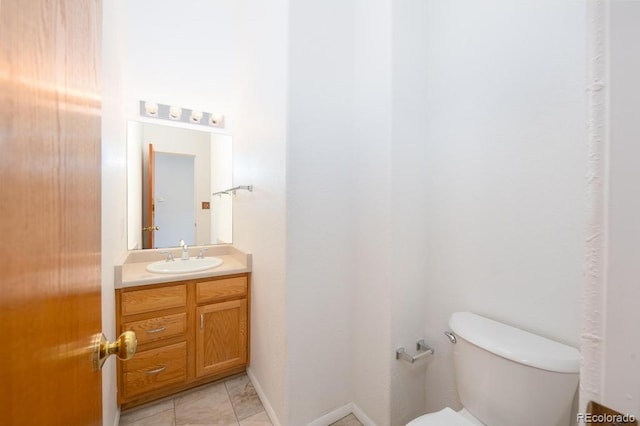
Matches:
[119,374,270,426]
[118,373,363,426]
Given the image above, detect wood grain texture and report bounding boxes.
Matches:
[121,284,187,316]
[196,276,248,304]
[123,342,188,399]
[122,312,187,345]
[117,275,250,408]
[196,299,248,378]
[0,0,103,425]
[587,401,638,425]
[117,283,189,406]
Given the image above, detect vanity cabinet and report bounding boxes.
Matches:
[116,273,250,409]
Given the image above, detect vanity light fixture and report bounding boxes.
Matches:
[139,100,226,129]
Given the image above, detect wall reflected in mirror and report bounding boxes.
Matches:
[127,121,232,250]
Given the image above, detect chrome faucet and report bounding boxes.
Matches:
[179,239,189,260]
[160,251,174,262]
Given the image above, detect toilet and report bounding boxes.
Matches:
[408,312,580,426]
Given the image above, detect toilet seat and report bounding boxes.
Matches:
[406,407,481,426]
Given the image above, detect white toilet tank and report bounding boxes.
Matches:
[449,312,580,426]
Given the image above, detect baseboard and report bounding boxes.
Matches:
[306,402,377,426]
[352,403,377,426]
[246,367,283,426]
[245,370,377,426]
[113,410,120,426]
[306,403,354,426]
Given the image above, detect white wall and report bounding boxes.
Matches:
[121,0,236,122]
[232,0,289,424]
[600,0,640,418]
[285,1,356,424]
[390,1,433,423]
[102,2,128,425]
[284,1,397,424]
[352,0,393,424]
[126,122,143,250]
[390,0,587,422]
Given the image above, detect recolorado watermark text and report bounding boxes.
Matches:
[577,412,637,424]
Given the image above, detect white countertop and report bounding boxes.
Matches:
[115,245,252,289]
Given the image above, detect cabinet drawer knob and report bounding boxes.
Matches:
[145,365,167,375]
[145,326,167,334]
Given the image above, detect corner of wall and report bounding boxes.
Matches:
[232,0,289,423]
[102,1,128,425]
[246,368,284,426]
[580,0,608,413]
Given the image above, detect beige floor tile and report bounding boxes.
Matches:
[120,399,175,425]
[238,411,272,426]
[174,382,238,425]
[120,408,175,426]
[225,375,265,421]
[330,414,364,426]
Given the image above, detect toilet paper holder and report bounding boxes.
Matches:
[395,339,434,364]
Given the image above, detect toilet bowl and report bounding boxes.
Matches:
[407,312,580,426]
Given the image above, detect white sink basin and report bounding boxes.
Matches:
[146,257,224,274]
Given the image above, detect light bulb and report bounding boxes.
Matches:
[190,110,203,123]
[144,101,158,117]
[209,113,224,126]
[169,106,182,120]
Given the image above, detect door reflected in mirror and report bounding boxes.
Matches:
[127,121,232,250]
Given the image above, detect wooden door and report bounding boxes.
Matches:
[146,143,155,248]
[0,0,103,425]
[196,300,248,378]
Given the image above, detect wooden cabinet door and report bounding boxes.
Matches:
[196,300,247,377]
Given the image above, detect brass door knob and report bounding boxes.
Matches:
[93,331,137,370]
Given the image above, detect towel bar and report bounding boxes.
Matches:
[213,185,253,197]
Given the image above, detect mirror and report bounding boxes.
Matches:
[127,121,232,250]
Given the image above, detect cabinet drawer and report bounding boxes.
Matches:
[121,285,186,316]
[123,342,187,398]
[197,276,247,304]
[122,313,187,345]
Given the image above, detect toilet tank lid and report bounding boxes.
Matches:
[449,312,580,373]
